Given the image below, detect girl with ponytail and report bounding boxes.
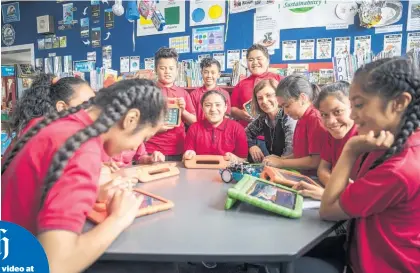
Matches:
[264,75,326,177]
[295,58,420,273]
[2,79,168,273]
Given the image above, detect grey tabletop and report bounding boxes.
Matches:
[85,165,340,263]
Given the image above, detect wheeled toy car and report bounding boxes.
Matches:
[219,162,264,183]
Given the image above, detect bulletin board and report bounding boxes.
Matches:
[1,0,416,76]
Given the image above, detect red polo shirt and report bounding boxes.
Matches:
[102,144,147,166]
[231,72,282,127]
[293,105,326,176]
[184,118,248,158]
[1,110,102,235]
[321,124,357,169]
[340,131,420,273]
[190,85,231,121]
[145,84,195,156]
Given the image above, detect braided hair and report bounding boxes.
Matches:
[3,79,166,207]
[10,74,88,136]
[353,57,420,169]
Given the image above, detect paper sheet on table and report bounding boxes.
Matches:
[303,199,321,210]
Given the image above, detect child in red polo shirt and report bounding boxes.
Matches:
[184,90,248,162]
[145,47,196,161]
[315,81,357,186]
[1,79,174,273]
[190,57,231,120]
[231,44,282,127]
[264,75,326,177]
[295,58,420,273]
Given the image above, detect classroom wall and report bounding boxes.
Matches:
[1,1,412,73]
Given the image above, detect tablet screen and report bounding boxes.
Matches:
[244,101,252,115]
[165,108,180,126]
[279,170,313,184]
[247,181,296,209]
[133,192,163,208]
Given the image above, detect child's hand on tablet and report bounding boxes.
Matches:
[97,176,136,203]
[183,150,196,160]
[292,181,324,200]
[151,151,165,163]
[107,189,144,230]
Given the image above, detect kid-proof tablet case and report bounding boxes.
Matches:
[165,98,181,127]
[260,166,320,188]
[184,155,230,169]
[225,174,303,218]
[87,188,174,224]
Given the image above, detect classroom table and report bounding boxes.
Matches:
[84,164,341,273]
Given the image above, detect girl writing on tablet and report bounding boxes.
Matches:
[2,79,174,272]
[184,90,248,163]
[295,58,420,273]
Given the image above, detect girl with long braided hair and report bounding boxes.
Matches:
[296,57,420,273]
[2,79,168,273]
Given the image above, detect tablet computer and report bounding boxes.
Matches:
[261,166,320,188]
[87,189,174,224]
[165,99,181,127]
[225,174,303,218]
[243,100,253,117]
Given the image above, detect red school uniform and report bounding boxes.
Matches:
[145,84,196,156]
[102,143,147,167]
[231,72,282,127]
[1,110,102,235]
[340,131,420,273]
[292,105,326,176]
[321,124,357,169]
[184,118,248,158]
[190,85,232,121]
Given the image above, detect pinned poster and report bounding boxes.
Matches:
[282,40,297,61]
[38,39,45,50]
[316,38,332,59]
[53,56,63,75]
[299,39,315,60]
[74,60,95,72]
[35,58,43,70]
[137,0,185,36]
[334,37,351,57]
[406,32,420,53]
[144,57,155,70]
[1,2,20,23]
[130,56,140,72]
[105,8,114,29]
[254,8,280,53]
[192,25,224,53]
[91,0,100,23]
[198,54,211,63]
[190,0,225,26]
[229,0,275,14]
[213,52,225,71]
[354,35,371,56]
[103,45,112,69]
[407,1,420,31]
[63,3,74,25]
[44,58,53,74]
[169,36,190,53]
[91,27,101,48]
[227,49,240,69]
[120,56,130,73]
[53,36,60,49]
[87,51,96,62]
[81,18,90,38]
[383,34,402,57]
